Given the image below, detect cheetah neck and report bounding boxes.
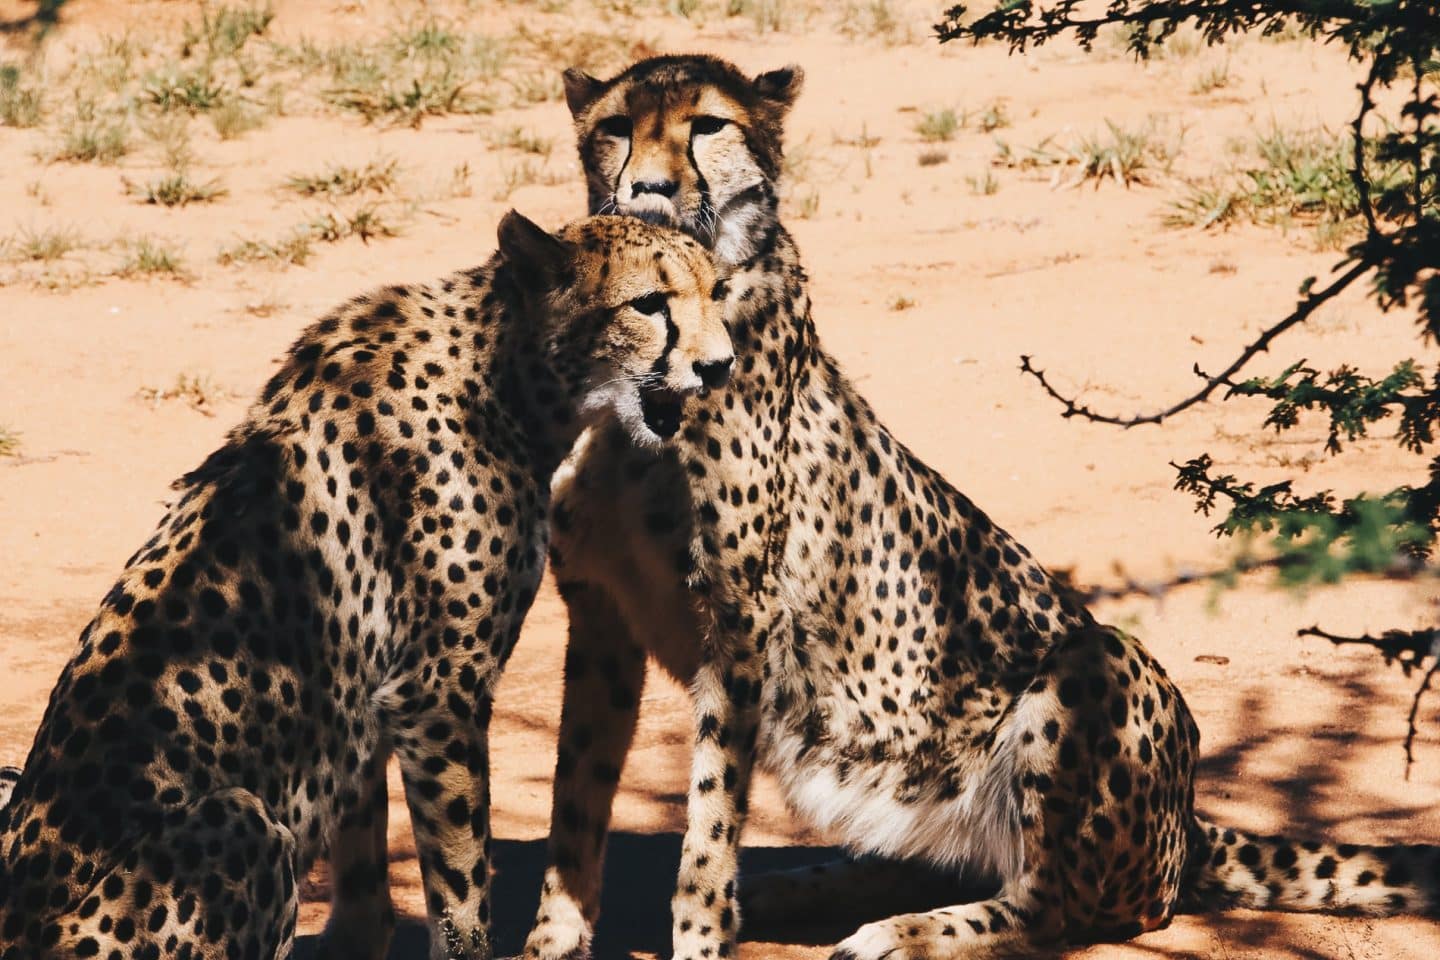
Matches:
[484,275,585,479]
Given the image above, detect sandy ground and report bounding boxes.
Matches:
[2,1,1439,957]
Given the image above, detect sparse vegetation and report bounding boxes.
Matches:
[47,116,130,164]
[0,426,20,458]
[1,63,44,128]
[143,64,228,113]
[137,373,233,416]
[919,148,950,166]
[888,294,917,311]
[1069,118,1181,186]
[489,125,554,157]
[3,225,82,263]
[447,162,474,199]
[836,0,906,45]
[1167,126,1408,246]
[967,169,1000,194]
[310,18,507,126]
[182,2,274,60]
[119,237,187,278]
[1191,61,1233,94]
[218,230,314,267]
[492,158,566,199]
[916,108,960,142]
[993,119,1181,187]
[510,70,563,105]
[976,99,1009,132]
[141,114,195,169]
[306,205,402,245]
[792,188,821,219]
[727,0,795,34]
[834,123,881,149]
[286,158,400,198]
[209,98,267,139]
[128,170,228,207]
[241,292,287,317]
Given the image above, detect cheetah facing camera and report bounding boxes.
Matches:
[521,54,1440,960]
[0,211,732,960]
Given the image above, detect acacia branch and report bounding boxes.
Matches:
[937,0,1379,51]
[1019,257,1376,427]
[1352,52,1383,237]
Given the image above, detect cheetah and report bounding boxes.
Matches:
[519,54,1440,960]
[0,211,732,960]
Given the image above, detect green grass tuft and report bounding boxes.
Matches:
[1167,126,1411,246]
[120,237,187,278]
[48,118,130,163]
[130,170,228,207]
[1,63,44,127]
[916,108,960,143]
[4,225,82,262]
[218,230,314,267]
[285,158,399,197]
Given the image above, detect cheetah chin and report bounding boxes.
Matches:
[617,192,679,226]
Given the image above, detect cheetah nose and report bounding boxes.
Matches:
[694,357,733,389]
[631,179,679,199]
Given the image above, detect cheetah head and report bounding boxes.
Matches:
[498,211,733,447]
[560,55,803,266]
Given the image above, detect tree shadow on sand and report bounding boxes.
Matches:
[293,662,1437,959]
[293,833,875,959]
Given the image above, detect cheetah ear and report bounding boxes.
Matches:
[562,67,605,117]
[753,65,803,113]
[497,211,572,295]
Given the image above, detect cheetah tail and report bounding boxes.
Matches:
[0,766,19,810]
[1182,815,1440,917]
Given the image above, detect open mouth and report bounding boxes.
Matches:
[640,386,686,439]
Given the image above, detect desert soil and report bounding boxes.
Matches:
[1,1,1438,958]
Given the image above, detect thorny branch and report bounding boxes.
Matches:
[1017,258,1375,427]
[949,0,1440,767]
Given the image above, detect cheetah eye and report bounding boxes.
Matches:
[597,115,632,138]
[630,292,669,318]
[691,115,729,137]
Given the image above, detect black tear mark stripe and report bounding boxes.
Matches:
[651,310,680,377]
[686,131,714,236]
[614,126,635,198]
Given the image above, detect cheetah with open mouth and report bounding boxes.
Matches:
[0,212,731,960]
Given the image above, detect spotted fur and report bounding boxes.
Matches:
[0,212,730,960]
[521,55,1440,960]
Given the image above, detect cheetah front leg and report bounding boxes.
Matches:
[391,697,496,960]
[523,586,646,960]
[669,602,771,960]
[315,745,396,960]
